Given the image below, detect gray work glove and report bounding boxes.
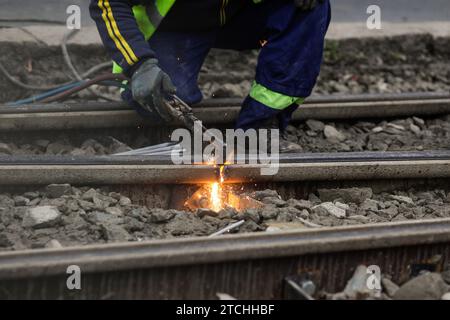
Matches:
[294,0,324,11]
[131,58,176,122]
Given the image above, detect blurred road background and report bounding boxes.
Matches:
[0,0,449,27]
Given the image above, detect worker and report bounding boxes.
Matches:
[90,0,331,152]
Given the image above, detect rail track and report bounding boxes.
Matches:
[1,92,450,131]
[0,150,450,299]
[0,92,450,299]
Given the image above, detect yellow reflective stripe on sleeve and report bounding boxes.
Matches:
[98,0,138,65]
[103,0,139,63]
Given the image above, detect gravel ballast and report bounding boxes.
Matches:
[1,184,450,251]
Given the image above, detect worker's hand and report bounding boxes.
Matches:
[294,0,324,11]
[131,58,176,122]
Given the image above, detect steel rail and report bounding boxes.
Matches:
[1,97,450,131]
[1,151,450,185]
[2,150,450,165]
[1,92,449,114]
[0,218,449,279]
[0,218,449,299]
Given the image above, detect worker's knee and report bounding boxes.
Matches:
[254,0,330,98]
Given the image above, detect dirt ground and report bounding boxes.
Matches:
[1,34,449,104]
[1,34,450,156]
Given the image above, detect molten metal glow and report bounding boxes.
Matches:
[210,182,223,212]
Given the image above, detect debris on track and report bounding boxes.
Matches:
[322,265,450,300]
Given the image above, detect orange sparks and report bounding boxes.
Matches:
[219,165,226,183]
[210,182,223,212]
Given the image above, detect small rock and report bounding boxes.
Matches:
[0,142,12,155]
[371,126,384,133]
[89,211,123,224]
[287,199,313,211]
[238,220,264,233]
[262,197,287,207]
[81,188,99,201]
[92,195,109,210]
[343,265,379,299]
[387,123,405,131]
[306,130,318,137]
[65,199,80,212]
[0,195,14,207]
[378,206,399,219]
[218,207,238,220]
[390,195,414,205]
[108,192,122,200]
[318,188,373,204]
[381,277,400,297]
[101,223,132,242]
[313,202,346,218]
[45,184,72,198]
[412,116,425,127]
[22,206,62,229]
[252,190,279,201]
[34,139,50,149]
[347,215,370,223]
[23,191,40,200]
[324,125,346,142]
[299,209,310,219]
[276,211,294,222]
[123,217,145,232]
[393,273,449,300]
[78,199,95,211]
[46,142,70,155]
[0,233,14,248]
[334,201,350,211]
[107,136,132,154]
[410,123,421,135]
[150,209,176,223]
[28,198,41,206]
[442,293,450,300]
[105,206,123,216]
[261,207,279,220]
[441,270,450,284]
[243,209,261,223]
[196,208,219,218]
[119,196,132,206]
[306,119,325,132]
[308,193,321,204]
[14,196,30,206]
[45,239,63,249]
[360,199,379,212]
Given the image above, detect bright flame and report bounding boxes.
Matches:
[210,182,222,212]
[219,165,225,183]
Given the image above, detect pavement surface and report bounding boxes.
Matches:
[1,0,449,26]
[0,0,449,43]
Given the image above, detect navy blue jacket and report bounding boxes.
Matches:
[90,0,249,75]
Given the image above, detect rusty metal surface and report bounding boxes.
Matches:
[224,160,450,183]
[0,219,449,299]
[1,160,450,186]
[0,164,221,185]
[3,150,450,165]
[1,97,450,131]
[1,93,448,114]
[1,218,449,279]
